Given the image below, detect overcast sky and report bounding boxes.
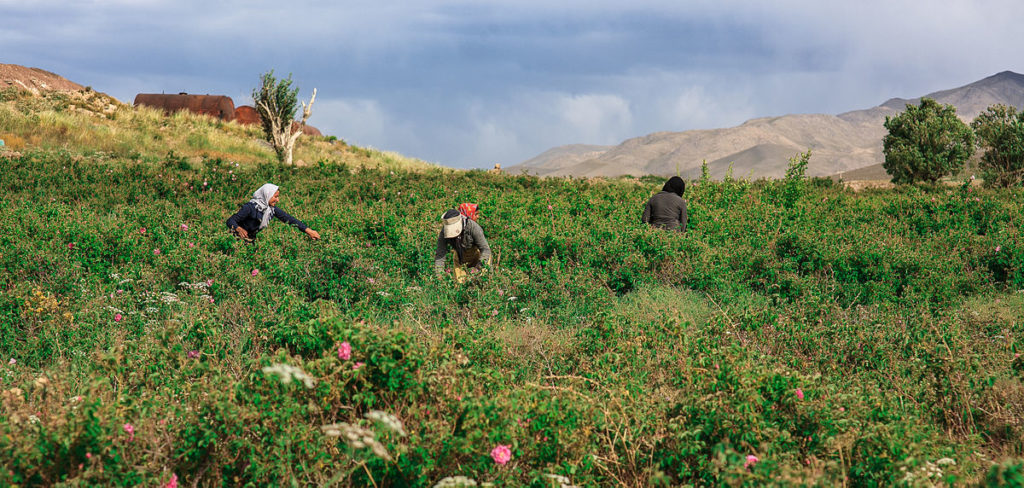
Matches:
[3,0,1022,168]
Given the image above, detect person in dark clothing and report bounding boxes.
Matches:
[435,208,491,281]
[226,183,320,242]
[642,176,688,231]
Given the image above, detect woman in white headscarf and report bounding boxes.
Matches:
[226,183,320,242]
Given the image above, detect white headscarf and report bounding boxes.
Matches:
[249,183,279,230]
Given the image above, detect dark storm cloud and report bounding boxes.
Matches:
[2,0,1022,167]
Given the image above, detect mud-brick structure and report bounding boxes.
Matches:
[133,93,236,121]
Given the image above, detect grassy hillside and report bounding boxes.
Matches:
[0,88,438,172]
[2,91,1024,486]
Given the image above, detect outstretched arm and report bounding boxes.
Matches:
[274,207,319,239]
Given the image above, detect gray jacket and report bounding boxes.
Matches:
[435,218,492,273]
[642,191,687,231]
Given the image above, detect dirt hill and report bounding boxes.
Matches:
[0,63,85,93]
[511,71,1024,179]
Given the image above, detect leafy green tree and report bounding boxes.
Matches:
[882,98,974,184]
[252,70,317,165]
[971,104,1024,187]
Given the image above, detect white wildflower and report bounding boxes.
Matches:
[159,292,179,304]
[508,296,516,301]
[936,458,956,466]
[544,474,580,488]
[262,363,316,388]
[28,415,40,424]
[433,476,478,488]
[365,410,406,436]
[177,281,210,292]
[321,422,391,460]
[377,291,391,297]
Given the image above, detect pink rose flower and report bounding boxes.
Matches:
[996,245,1002,252]
[795,388,804,400]
[114,313,123,322]
[744,454,759,469]
[67,243,75,249]
[180,223,188,231]
[338,342,352,360]
[547,205,553,211]
[251,269,259,276]
[490,444,512,465]
[187,350,200,359]
[153,248,161,255]
[353,362,365,370]
[165,473,178,488]
[139,227,146,235]
[123,423,135,441]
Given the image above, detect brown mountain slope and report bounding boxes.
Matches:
[509,143,611,174]
[511,71,1024,179]
[0,63,85,93]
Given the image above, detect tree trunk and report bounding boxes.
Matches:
[257,88,316,165]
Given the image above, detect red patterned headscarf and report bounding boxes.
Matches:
[458,203,479,221]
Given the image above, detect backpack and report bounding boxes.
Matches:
[458,203,479,221]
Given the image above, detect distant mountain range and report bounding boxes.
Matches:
[509,71,1024,179]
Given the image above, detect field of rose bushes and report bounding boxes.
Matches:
[2,147,1024,487]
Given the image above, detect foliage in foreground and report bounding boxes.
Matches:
[1,151,1024,486]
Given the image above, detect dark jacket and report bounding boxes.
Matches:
[435,219,491,274]
[226,202,307,239]
[642,192,687,231]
